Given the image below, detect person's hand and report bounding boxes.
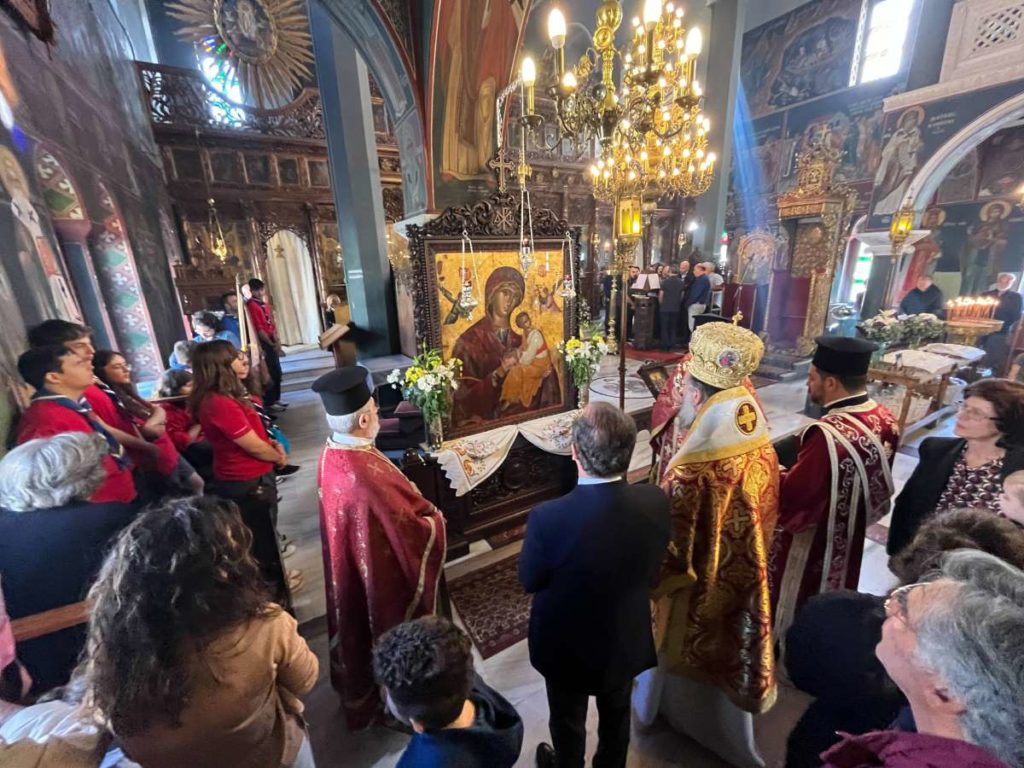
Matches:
[270,439,287,465]
[501,351,518,372]
[276,344,285,356]
[147,404,166,427]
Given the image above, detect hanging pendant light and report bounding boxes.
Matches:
[458,229,480,316]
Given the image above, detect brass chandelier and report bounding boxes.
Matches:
[520,0,716,200]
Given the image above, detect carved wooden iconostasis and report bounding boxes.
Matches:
[403,190,582,555]
[139,62,404,326]
[765,131,857,357]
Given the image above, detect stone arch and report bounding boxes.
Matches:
[89,180,163,378]
[313,0,429,214]
[898,91,1024,218]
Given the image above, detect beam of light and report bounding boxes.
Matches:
[730,82,766,232]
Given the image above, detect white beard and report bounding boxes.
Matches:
[677,397,699,430]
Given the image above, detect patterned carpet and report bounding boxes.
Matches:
[486,524,526,549]
[448,553,531,659]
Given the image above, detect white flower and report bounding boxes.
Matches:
[417,377,431,392]
[387,369,401,384]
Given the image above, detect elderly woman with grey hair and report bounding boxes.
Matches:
[0,432,137,696]
[821,549,1024,768]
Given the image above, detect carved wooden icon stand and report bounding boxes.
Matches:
[401,161,584,558]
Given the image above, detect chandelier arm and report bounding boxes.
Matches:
[495,76,522,150]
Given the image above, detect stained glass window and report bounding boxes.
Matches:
[198,37,246,125]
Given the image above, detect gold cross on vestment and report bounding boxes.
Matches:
[488,149,516,193]
[737,403,758,434]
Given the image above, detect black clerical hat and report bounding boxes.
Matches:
[312,366,372,416]
[812,335,878,377]
[693,313,726,329]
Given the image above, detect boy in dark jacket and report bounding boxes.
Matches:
[372,616,523,767]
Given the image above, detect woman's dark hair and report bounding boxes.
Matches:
[963,378,1024,448]
[83,496,275,735]
[889,508,1024,584]
[191,311,220,332]
[93,350,152,421]
[189,340,249,415]
[158,369,193,398]
[372,616,473,730]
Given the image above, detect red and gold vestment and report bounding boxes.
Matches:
[769,397,898,638]
[317,438,447,730]
[655,385,780,714]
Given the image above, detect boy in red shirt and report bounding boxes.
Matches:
[245,278,285,410]
[15,345,136,503]
[26,320,160,469]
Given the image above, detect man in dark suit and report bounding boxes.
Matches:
[982,272,1023,372]
[658,268,685,351]
[519,402,670,768]
[683,264,711,347]
[985,272,1023,332]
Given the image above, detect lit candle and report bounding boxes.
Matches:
[643,0,662,30]
[521,56,536,114]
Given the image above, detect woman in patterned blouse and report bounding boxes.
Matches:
[888,378,1024,556]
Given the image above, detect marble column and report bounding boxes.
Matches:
[311,4,397,356]
[692,0,745,260]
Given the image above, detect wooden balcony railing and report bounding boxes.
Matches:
[136,62,326,142]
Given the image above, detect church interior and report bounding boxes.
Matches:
[1,0,1024,767]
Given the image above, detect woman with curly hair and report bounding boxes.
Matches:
[82,496,318,768]
[190,340,294,601]
[888,377,1024,555]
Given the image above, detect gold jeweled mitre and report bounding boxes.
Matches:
[685,320,764,390]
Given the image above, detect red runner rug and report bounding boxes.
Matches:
[448,553,531,659]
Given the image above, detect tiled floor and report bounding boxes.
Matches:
[275,353,947,767]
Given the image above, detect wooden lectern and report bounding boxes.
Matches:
[318,323,359,368]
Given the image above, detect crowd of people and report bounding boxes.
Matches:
[1,302,1024,768]
[603,256,725,352]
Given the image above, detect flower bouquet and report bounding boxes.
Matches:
[387,347,462,450]
[899,312,945,349]
[857,310,901,345]
[557,335,609,407]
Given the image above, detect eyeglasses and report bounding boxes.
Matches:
[884,582,925,625]
[956,403,997,421]
[107,363,132,372]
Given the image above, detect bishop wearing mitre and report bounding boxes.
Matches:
[314,366,447,730]
[634,319,780,767]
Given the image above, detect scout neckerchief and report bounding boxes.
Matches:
[32,388,129,468]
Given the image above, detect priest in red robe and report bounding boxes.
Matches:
[769,336,900,640]
[314,367,447,730]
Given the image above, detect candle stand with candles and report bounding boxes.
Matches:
[944,295,1003,346]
